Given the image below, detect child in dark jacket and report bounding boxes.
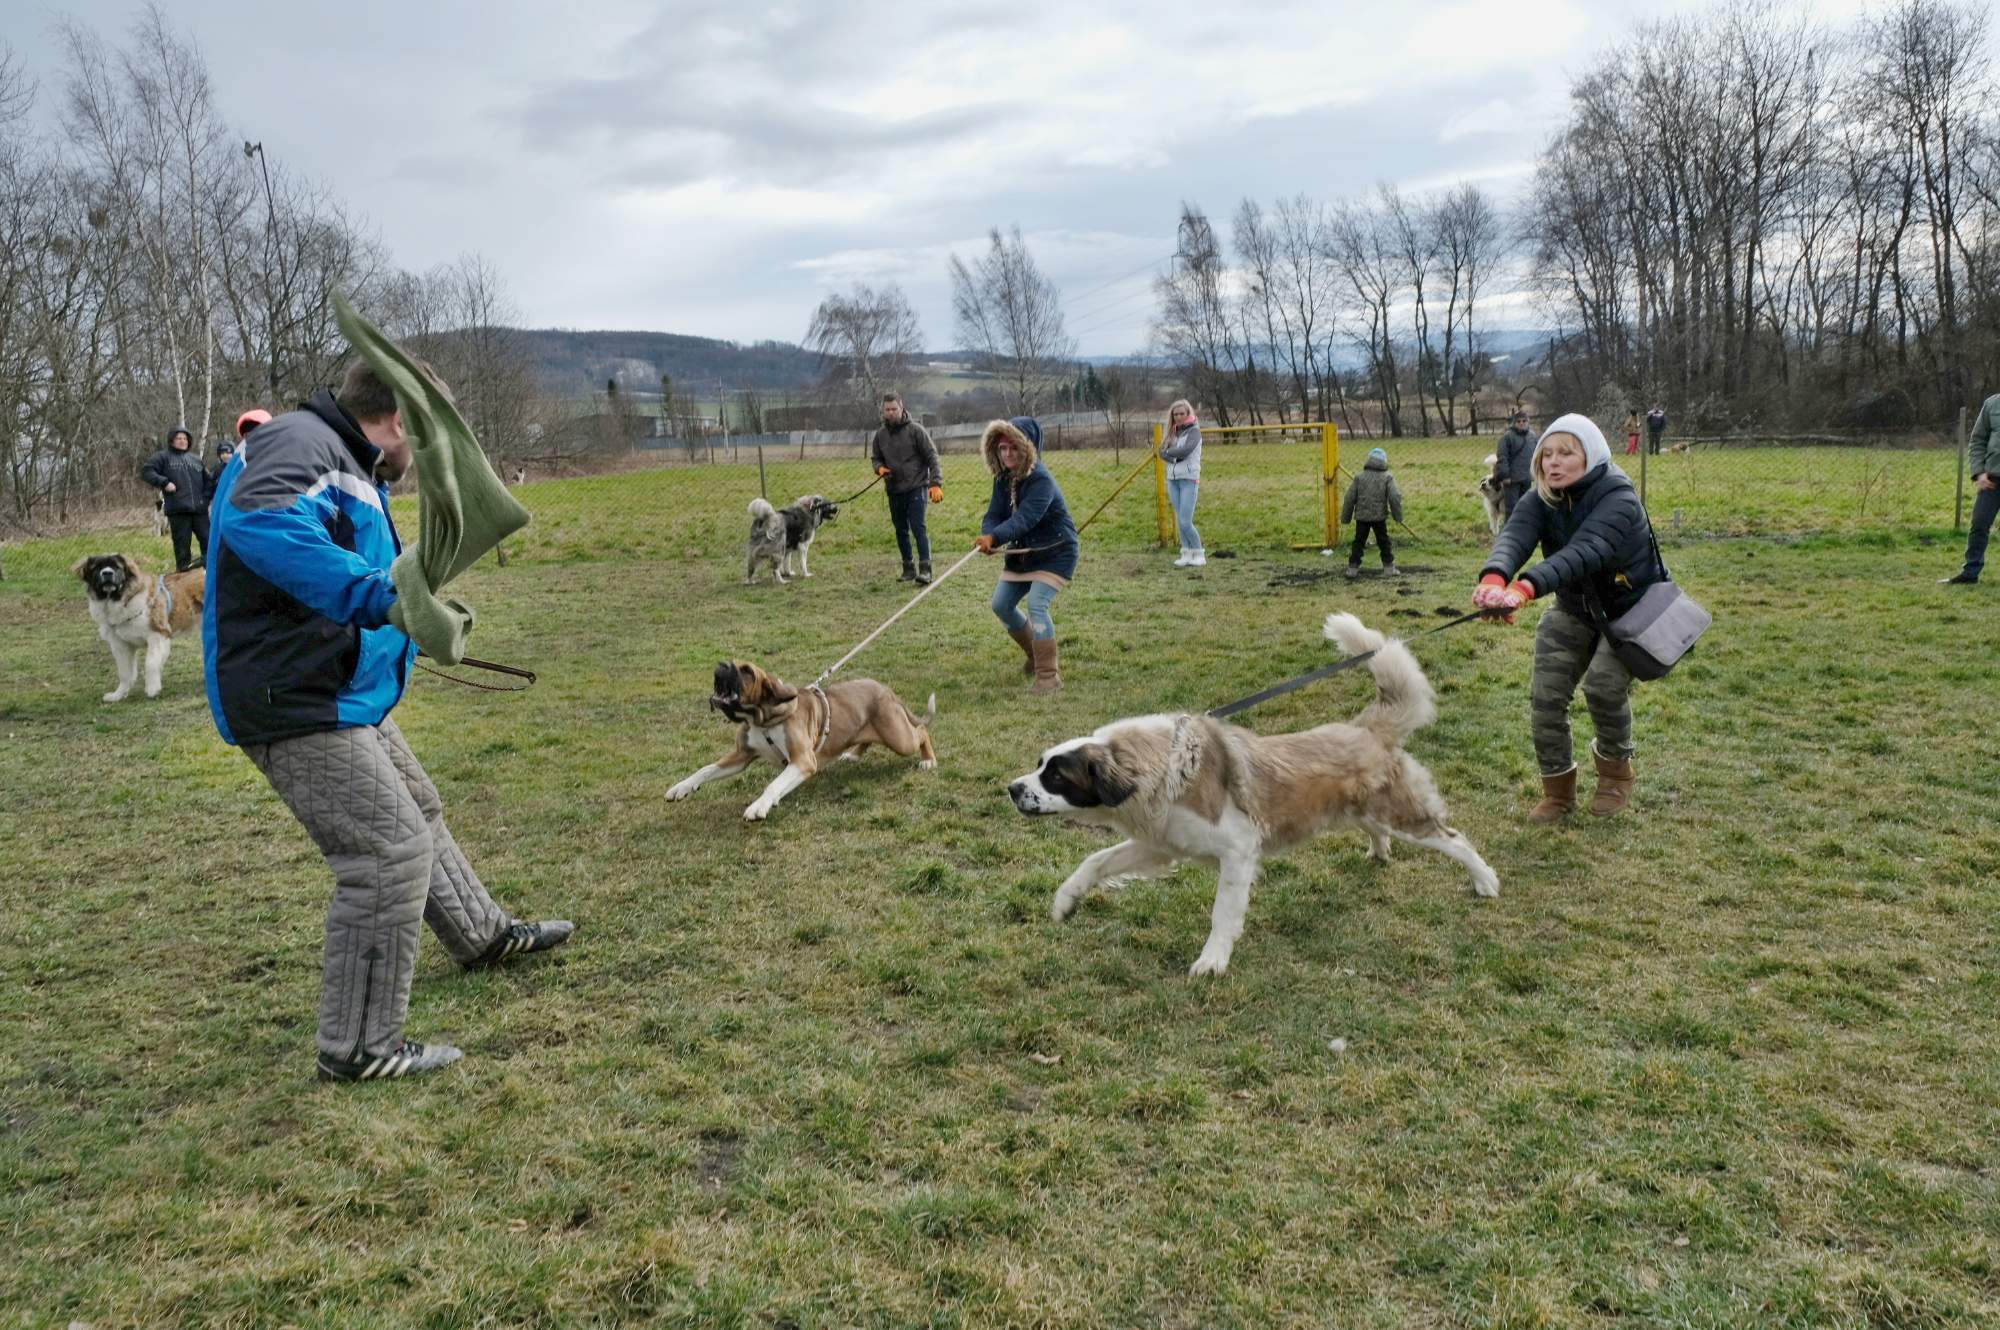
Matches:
[977,417,1078,694]
[1340,447,1404,577]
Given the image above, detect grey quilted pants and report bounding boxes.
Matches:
[1529,604,1636,775]
[246,717,510,1059]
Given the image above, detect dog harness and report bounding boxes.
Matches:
[805,684,832,753]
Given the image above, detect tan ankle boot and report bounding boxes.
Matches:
[1529,766,1577,823]
[1007,624,1036,677]
[1029,637,1062,694]
[1590,743,1634,816]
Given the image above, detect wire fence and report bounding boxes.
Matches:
[0,421,1973,599]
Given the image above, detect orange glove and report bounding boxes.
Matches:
[928,486,943,504]
[1473,573,1535,622]
[876,466,891,477]
[975,534,996,554]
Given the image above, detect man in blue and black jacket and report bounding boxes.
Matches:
[205,361,572,1084]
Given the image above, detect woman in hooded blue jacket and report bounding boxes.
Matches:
[977,417,1078,694]
[1473,413,1663,823]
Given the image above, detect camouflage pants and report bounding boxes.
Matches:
[1530,604,1635,775]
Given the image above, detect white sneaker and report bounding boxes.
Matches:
[1187,549,1206,567]
[1173,547,1192,566]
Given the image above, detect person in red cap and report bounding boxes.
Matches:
[212,410,271,489]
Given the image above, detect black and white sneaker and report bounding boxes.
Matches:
[317,1040,463,1083]
[472,918,575,967]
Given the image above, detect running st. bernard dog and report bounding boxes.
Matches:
[667,660,937,821]
[1008,613,1498,976]
[73,553,207,702]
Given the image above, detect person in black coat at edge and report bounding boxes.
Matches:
[1492,408,1536,520]
[1472,412,1663,822]
[141,427,213,571]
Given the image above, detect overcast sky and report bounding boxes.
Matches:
[15,0,1869,354]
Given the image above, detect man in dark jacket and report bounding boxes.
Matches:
[869,393,943,583]
[204,361,572,1083]
[1493,410,1536,519]
[141,428,213,570]
[1941,391,2000,585]
[1645,404,1667,455]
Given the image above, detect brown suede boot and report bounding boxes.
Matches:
[1029,637,1062,694]
[1529,766,1577,823]
[1007,624,1036,677]
[1589,743,1635,817]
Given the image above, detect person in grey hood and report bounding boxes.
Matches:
[1492,410,1535,520]
[869,392,943,583]
[1474,413,1660,823]
[141,427,213,570]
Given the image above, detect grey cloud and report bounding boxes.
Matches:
[389,152,501,187]
[500,0,1024,188]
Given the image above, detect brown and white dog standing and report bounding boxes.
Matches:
[667,660,938,821]
[1479,454,1507,535]
[73,553,206,702]
[1008,613,1498,976]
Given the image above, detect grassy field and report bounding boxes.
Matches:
[2,448,1997,1327]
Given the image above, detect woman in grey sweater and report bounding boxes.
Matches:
[1159,399,1204,567]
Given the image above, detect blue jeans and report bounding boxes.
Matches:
[992,579,1060,641]
[1167,479,1201,549]
[887,488,931,565]
[1959,483,2000,579]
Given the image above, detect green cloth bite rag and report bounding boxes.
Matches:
[334,291,529,665]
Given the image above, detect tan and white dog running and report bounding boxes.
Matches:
[74,553,206,702]
[1008,613,1498,976]
[667,661,938,821]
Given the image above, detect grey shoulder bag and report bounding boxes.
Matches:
[1583,516,1711,681]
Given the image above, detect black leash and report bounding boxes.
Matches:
[1207,608,1504,720]
[834,474,886,505]
[416,654,537,692]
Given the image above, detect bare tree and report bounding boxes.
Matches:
[1432,183,1506,432]
[949,224,1075,414]
[1329,197,1406,436]
[1862,0,1992,408]
[1150,205,1241,425]
[1098,361,1143,462]
[804,282,923,412]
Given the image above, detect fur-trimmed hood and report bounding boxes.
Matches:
[981,419,1040,478]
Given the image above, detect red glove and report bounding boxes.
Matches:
[928,486,943,504]
[975,534,996,554]
[876,466,891,477]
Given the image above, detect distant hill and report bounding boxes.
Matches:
[515,329,823,397]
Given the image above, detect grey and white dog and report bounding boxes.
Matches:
[745,495,838,584]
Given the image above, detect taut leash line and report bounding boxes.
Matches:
[1074,450,1161,536]
[810,547,982,688]
[808,451,1157,687]
[1207,608,1503,720]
